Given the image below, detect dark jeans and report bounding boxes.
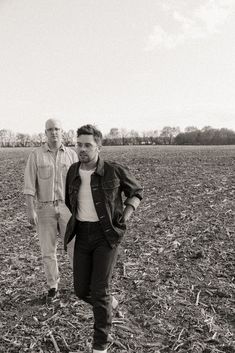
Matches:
[73,221,119,350]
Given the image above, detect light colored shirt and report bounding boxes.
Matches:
[24,143,78,202]
[76,168,99,222]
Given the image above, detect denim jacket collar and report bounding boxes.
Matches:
[75,157,104,177]
[95,157,104,176]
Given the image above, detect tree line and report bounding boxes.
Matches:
[0,126,235,147]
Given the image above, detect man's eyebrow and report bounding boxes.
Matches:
[77,141,92,144]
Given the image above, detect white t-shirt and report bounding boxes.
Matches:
[76,168,99,222]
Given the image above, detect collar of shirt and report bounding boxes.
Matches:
[43,142,65,152]
[75,157,105,177]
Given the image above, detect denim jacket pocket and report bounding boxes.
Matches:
[102,179,120,200]
[102,179,120,188]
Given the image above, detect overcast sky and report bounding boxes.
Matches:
[0,0,235,135]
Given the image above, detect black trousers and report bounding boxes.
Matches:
[73,221,119,350]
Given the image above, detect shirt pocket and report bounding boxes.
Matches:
[38,165,52,179]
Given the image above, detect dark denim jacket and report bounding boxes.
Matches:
[64,157,143,249]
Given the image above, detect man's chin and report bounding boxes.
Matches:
[79,156,89,162]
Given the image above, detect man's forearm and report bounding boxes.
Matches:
[25,194,38,225]
[123,204,135,222]
[25,194,35,211]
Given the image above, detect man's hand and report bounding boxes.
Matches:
[27,208,38,226]
[25,195,38,226]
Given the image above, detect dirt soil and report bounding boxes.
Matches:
[0,145,234,353]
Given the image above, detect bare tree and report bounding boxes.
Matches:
[160,126,180,144]
[16,133,31,147]
[120,128,129,145]
[201,126,213,132]
[129,129,140,144]
[106,128,122,145]
[184,126,198,133]
[0,129,15,147]
[175,127,235,145]
[141,130,159,144]
[63,129,76,146]
[31,133,45,146]
[109,128,120,138]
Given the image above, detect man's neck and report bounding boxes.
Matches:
[80,158,98,171]
[48,142,61,151]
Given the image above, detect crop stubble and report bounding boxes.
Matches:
[0,145,234,353]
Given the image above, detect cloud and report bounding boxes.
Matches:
[145,0,234,50]
[194,0,232,34]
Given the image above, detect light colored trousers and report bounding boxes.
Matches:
[36,201,74,289]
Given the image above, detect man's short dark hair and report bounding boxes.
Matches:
[77,124,103,146]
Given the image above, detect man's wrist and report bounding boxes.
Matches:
[123,205,134,221]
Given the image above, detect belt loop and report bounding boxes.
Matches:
[53,200,60,206]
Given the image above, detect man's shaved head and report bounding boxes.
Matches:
[45,118,62,147]
[45,119,62,130]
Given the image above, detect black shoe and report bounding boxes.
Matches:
[47,288,58,299]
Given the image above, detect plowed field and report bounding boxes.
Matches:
[0,145,234,353]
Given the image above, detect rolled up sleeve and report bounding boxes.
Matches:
[119,165,143,208]
[23,151,37,196]
[124,196,141,210]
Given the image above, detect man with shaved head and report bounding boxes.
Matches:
[24,118,78,300]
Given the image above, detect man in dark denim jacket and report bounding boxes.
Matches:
[64,124,143,353]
